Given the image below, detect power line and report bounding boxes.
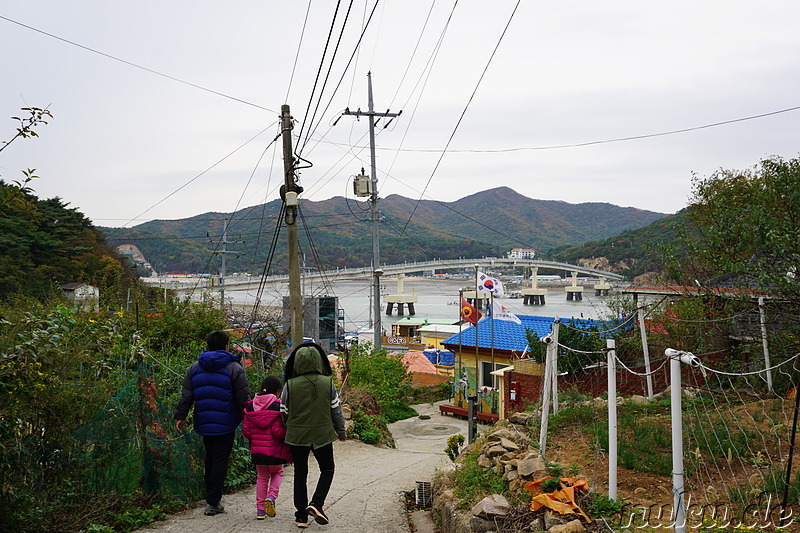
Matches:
[0,14,277,113]
[295,0,349,152]
[315,104,800,154]
[286,0,314,103]
[298,0,383,156]
[95,212,351,224]
[400,0,521,233]
[298,0,359,152]
[103,125,278,235]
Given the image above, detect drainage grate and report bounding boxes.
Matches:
[415,481,433,508]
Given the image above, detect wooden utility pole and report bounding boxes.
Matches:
[342,72,401,350]
[281,105,304,348]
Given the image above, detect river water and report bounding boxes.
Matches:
[229,277,616,333]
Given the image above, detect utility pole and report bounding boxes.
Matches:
[281,104,304,349]
[210,219,242,312]
[342,72,401,350]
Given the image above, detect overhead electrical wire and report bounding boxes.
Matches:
[297,0,383,158]
[402,0,521,233]
[294,0,348,153]
[225,131,282,230]
[285,0,314,103]
[311,103,800,155]
[297,0,359,152]
[103,124,278,234]
[95,212,351,224]
[380,0,455,196]
[0,14,276,114]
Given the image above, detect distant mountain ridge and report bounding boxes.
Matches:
[100,187,667,274]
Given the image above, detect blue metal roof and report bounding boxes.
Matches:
[441,314,621,353]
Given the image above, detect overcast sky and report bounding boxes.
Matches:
[2,1,800,228]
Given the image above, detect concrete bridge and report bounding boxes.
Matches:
[142,258,624,296]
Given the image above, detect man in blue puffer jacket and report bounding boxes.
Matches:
[175,330,250,516]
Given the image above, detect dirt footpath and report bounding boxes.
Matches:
[138,402,468,533]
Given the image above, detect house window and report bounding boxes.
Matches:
[480,361,504,389]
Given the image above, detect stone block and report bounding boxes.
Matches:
[468,516,496,532]
[485,445,507,458]
[544,511,567,529]
[470,494,511,519]
[517,454,545,477]
[549,519,586,532]
[499,437,519,451]
[527,517,545,532]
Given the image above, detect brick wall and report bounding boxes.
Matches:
[503,351,728,416]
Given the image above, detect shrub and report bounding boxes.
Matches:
[344,343,415,422]
[452,453,509,507]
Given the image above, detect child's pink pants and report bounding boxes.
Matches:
[255,464,285,510]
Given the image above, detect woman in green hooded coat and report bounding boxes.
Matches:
[281,342,346,528]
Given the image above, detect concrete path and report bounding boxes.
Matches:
[138,402,468,533]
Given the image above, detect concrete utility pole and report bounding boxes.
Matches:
[342,72,401,350]
[210,219,241,312]
[281,104,304,349]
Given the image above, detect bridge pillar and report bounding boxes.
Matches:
[594,279,612,296]
[524,294,546,305]
[384,273,419,316]
[566,288,583,301]
[463,291,490,310]
[566,271,583,301]
[522,266,548,305]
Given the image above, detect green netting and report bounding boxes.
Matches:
[71,362,205,501]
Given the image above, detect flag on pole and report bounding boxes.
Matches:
[477,271,504,296]
[460,297,482,324]
[491,299,522,324]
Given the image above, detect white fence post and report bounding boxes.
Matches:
[538,343,552,460]
[637,305,654,399]
[758,297,773,391]
[551,318,560,414]
[667,348,701,533]
[607,339,618,501]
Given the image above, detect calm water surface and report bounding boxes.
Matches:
[229,277,619,332]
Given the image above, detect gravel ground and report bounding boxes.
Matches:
[136,402,468,533]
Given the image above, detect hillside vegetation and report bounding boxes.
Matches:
[0,181,136,301]
[549,210,687,280]
[100,186,666,274]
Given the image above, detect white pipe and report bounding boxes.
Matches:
[607,338,618,501]
[637,306,654,399]
[668,349,687,533]
[759,297,773,391]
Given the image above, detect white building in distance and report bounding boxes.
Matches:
[508,248,536,259]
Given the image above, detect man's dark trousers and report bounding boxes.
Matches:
[203,432,235,505]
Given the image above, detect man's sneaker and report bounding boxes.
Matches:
[204,503,225,516]
[265,497,276,518]
[306,504,329,525]
[295,520,309,529]
[256,509,267,520]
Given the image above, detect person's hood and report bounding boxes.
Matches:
[291,345,325,377]
[198,349,238,371]
[252,392,278,410]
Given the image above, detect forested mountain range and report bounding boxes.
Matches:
[100,187,668,275]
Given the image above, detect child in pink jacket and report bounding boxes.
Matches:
[242,376,292,519]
